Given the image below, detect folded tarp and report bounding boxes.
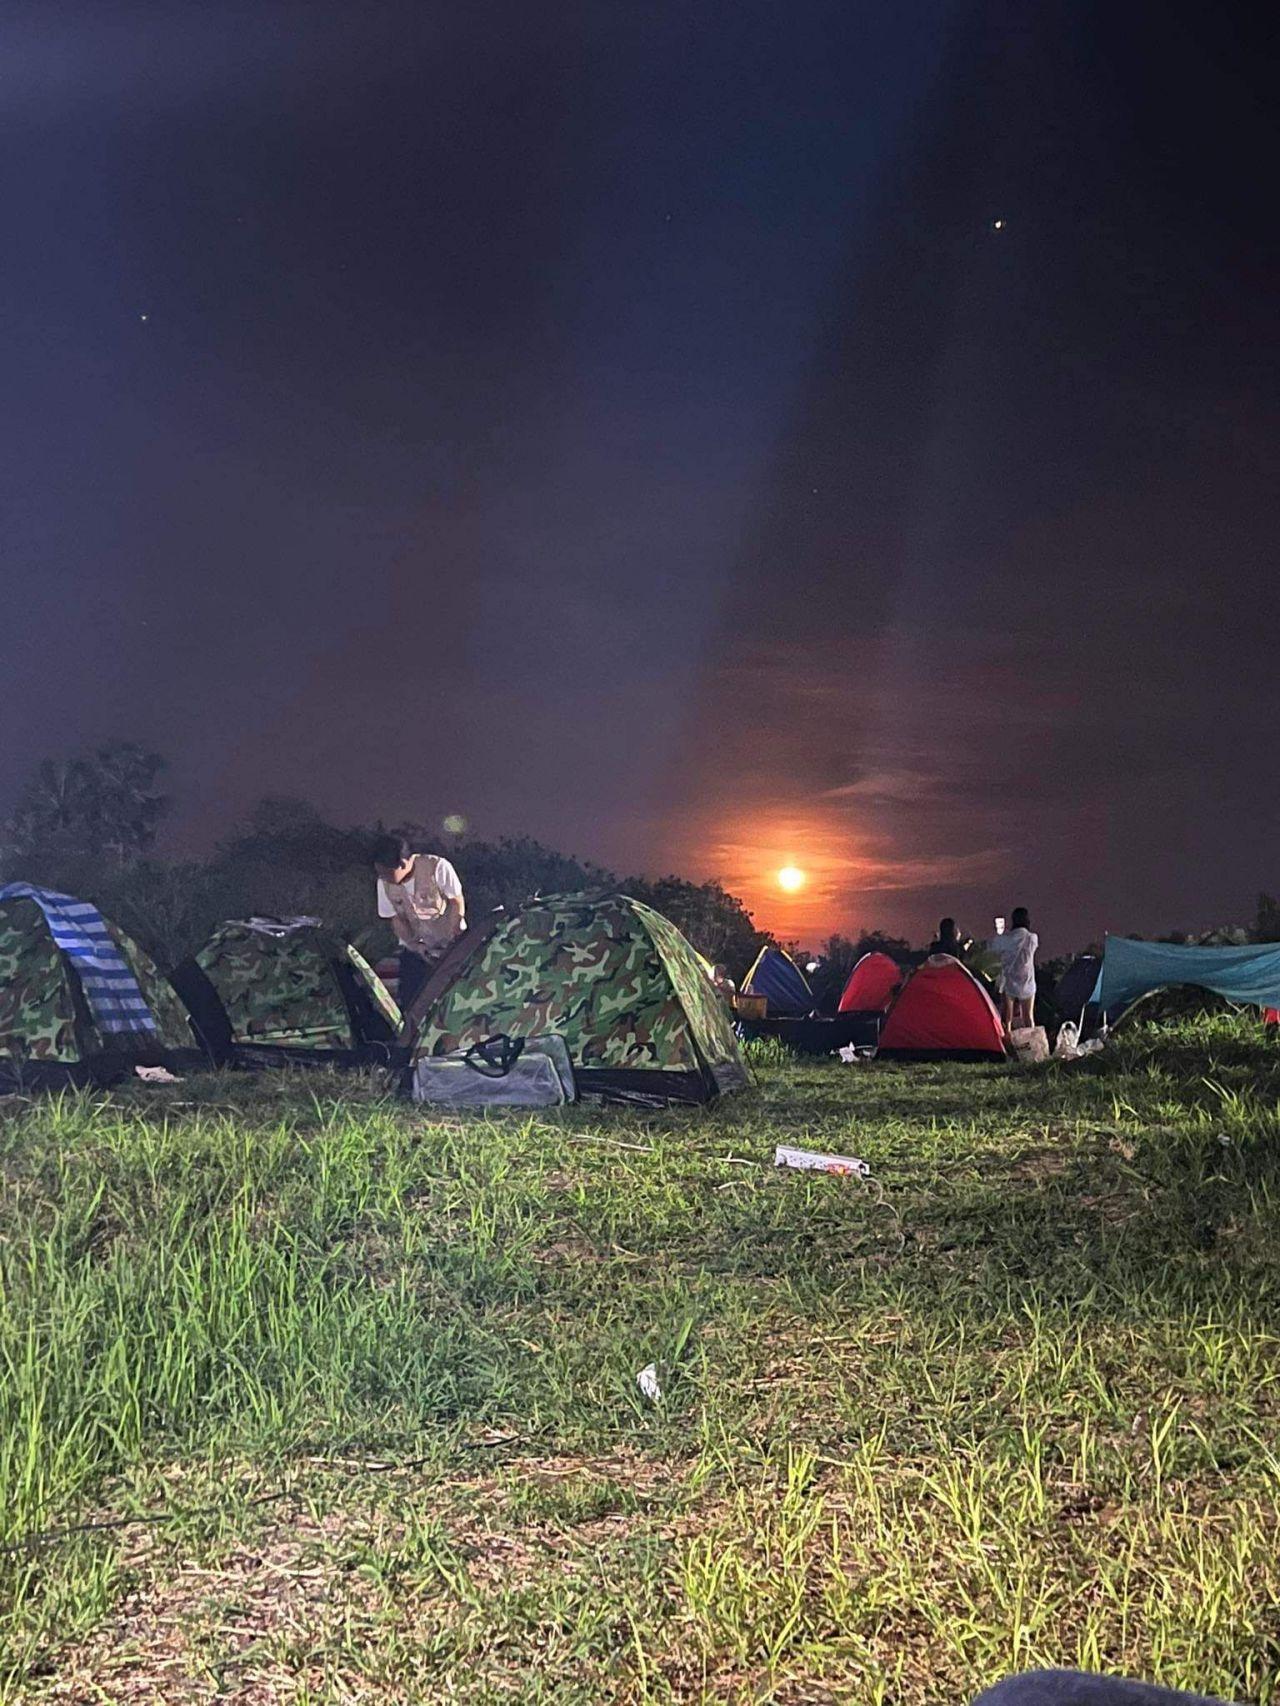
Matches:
[1092,935,1280,1014]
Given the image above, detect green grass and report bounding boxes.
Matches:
[2,1014,1280,1701]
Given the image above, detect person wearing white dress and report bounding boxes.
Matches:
[992,906,1038,1032]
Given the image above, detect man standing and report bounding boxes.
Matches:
[371,836,466,1014]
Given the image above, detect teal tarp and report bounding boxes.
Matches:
[1092,935,1280,1013]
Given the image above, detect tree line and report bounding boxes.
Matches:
[0,743,773,973]
[3,741,1276,981]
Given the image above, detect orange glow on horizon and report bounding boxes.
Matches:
[704,812,858,937]
[663,796,1006,948]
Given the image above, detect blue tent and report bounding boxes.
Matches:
[1093,936,1280,1014]
[742,946,813,1016]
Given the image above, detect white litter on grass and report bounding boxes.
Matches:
[836,1043,875,1063]
[1057,1033,1105,1063]
[134,1065,181,1084]
[636,1363,662,1402]
[775,1144,870,1178]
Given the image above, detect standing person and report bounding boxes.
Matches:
[928,917,970,960]
[994,905,1038,1032]
[371,836,466,1015]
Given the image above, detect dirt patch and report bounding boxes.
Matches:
[41,1450,687,1703]
[46,1507,378,1705]
[1007,1146,1072,1183]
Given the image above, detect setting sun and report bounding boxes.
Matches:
[777,865,807,893]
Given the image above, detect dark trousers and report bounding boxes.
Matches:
[974,1673,1235,1706]
[397,949,432,1014]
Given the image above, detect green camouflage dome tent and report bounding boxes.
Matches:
[0,887,196,1090]
[399,892,749,1104]
[171,917,400,1069]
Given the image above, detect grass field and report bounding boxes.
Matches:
[3,1017,1280,1703]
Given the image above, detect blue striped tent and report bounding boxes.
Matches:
[0,886,196,1089]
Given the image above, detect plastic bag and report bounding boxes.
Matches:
[1009,1025,1050,1064]
[1054,1020,1080,1059]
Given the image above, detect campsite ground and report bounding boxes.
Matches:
[2,1018,1280,1704]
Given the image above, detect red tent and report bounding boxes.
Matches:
[877,955,1006,1060]
[837,951,901,1014]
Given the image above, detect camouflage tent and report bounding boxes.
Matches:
[171,919,400,1068]
[0,891,195,1090]
[401,893,749,1104]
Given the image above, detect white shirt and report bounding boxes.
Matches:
[991,926,1038,999]
[377,855,465,956]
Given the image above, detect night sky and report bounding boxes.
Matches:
[3,0,1276,950]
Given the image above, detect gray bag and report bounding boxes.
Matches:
[411,1034,576,1108]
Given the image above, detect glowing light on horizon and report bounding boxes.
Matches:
[777,865,806,893]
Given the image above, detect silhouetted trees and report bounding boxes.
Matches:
[621,875,770,974]
[4,742,169,869]
[806,931,913,1009]
[0,747,775,971]
[17,741,1258,982]
[454,835,610,923]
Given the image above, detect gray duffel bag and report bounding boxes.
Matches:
[411,1034,576,1108]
